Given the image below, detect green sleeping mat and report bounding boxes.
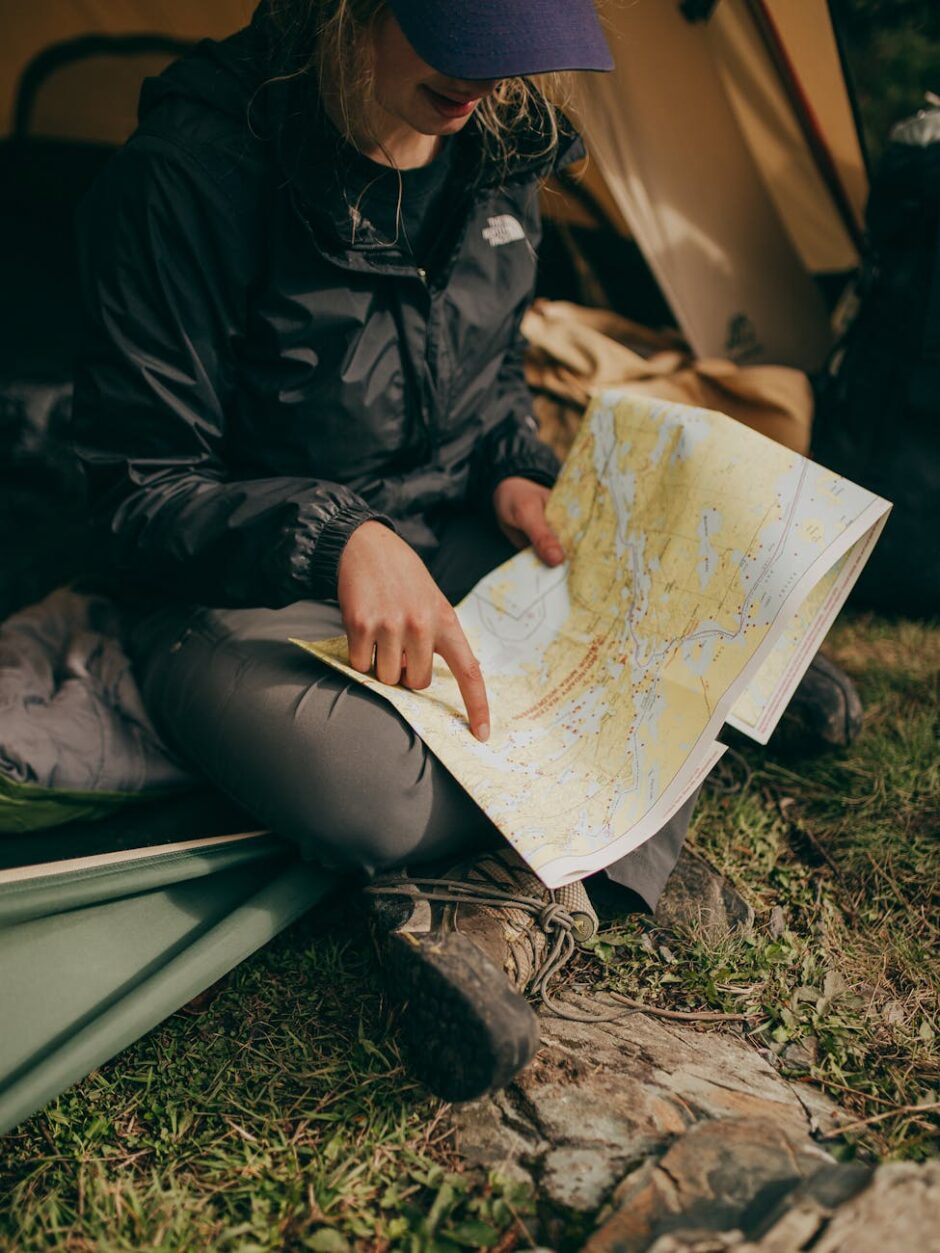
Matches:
[0,792,339,1135]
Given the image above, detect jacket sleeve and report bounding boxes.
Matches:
[71,139,391,607]
[469,314,562,504]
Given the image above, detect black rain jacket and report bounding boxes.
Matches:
[71,7,585,608]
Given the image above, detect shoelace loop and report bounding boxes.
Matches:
[538,900,574,932]
[365,875,638,1024]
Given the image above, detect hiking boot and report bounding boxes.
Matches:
[774,653,863,754]
[653,847,754,940]
[364,846,599,1102]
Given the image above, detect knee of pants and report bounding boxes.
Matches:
[263,732,427,875]
[284,749,488,877]
[287,786,437,876]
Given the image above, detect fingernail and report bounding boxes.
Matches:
[477,722,490,742]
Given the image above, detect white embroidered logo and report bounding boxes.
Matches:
[482,214,526,247]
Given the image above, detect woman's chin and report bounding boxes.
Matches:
[406,110,473,138]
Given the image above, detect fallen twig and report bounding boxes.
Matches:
[605,991,752,1023]
[806,1077,899,1108]
[819,1100,940,1140]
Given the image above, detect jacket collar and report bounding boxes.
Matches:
[252,14,582,278]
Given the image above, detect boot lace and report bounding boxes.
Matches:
[363,875,638,1023]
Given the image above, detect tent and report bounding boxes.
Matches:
[0,0,869,1134]
[568,0,866,366]
[0,0,868,377]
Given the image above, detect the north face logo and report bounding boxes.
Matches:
[482,215,526,247]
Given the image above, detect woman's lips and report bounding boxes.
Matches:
[423,86,481,118]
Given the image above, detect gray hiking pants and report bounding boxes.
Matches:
[128,509,693,908]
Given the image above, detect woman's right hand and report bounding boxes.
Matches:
[337,521,490,741]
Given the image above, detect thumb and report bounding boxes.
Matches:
[514,495,565,566]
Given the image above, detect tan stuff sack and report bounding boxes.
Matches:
[521,299,814,460]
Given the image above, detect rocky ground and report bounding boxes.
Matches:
[453,996,940,1251]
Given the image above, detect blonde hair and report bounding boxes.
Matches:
[265,0,573,175]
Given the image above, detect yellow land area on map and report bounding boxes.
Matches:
[293,391,889,886]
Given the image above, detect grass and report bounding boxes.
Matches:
[0,611,938,1249]
[587,613,940,1161]
[0,910,536,1251]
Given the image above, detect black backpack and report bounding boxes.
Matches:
[813,105,940,617]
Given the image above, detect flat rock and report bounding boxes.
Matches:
[451,990,936,1248]
[612,1160,940,1252]
[809,1160,940,1253]
[451,993,839,1238]
[584,1119,854,1252]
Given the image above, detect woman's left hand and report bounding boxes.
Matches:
[493,476,565,566]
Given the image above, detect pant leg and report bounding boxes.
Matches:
[127,506,693,897]
[127,599,502,879]
[602,788,699,910]
[427,507,517,604]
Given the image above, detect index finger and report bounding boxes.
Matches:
[436,620,490,741]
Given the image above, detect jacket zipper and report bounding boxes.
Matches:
[416,267,434,454]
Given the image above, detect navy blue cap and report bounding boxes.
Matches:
[386,0,614,80]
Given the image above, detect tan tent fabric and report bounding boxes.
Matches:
[709,0,860,274]
[24,50,180,146]
[1,1,253,138]
[574,0,836,370]
[522,299,813,460]
[764,0,867,233]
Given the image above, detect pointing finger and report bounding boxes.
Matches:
[436,621,490,741]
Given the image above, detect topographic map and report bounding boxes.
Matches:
[294,392,890,887]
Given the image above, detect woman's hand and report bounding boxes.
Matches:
[493,477,565,566]
[337,521,490,741]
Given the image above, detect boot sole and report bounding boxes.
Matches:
[386,930,540,1102]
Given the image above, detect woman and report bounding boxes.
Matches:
[70,0,703,1100]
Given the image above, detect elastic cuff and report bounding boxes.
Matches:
[487,447,561,500]
[488,461,559,493]
[305,505,396,601]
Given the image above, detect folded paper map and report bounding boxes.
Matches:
[293,391,890,887]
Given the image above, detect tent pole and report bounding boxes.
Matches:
[12,33,193,139]
[742,0,865,253]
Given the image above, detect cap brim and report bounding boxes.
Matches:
[387,0,614,80]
